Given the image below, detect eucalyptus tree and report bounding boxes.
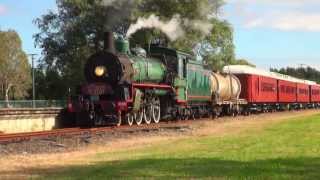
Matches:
[0,30,31,105]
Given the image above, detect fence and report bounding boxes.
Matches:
[0,100,66,109]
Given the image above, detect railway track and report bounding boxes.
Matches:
[0,120,192,143]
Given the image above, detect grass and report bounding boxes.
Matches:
[42,114,320,179]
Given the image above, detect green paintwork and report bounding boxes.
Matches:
[133,89,142,112]
[154,89,168,96]
[130,56,166,83]
[174,78,187,101]
[115,38,130,54]
[186,60,212,101]
[174,78,187,88]
[120,44,212,103]
[149,46,212,103]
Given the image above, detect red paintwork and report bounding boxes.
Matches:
[82,83,113,95]
[67,97,75,113]
[310,85,320,102]
[278,80,297,103]
[236,74,278,103]
[116,101,128,111]
[297,83,310,103]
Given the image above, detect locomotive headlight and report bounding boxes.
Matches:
[94,66,107,77]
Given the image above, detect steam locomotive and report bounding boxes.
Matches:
[64,32,320,127]
[65,32,243,127]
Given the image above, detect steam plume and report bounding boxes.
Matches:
[184,19,213,35]
[126,14,213,41]
[126,14,185,41]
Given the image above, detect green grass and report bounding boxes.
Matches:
[43,114,320,179]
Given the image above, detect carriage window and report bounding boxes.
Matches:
[299,88,308,95]
[261,82,275,92]
[312,90,320,95]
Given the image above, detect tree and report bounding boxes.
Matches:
[35,0,234,97]
[133,0,225,51]
[204,19,235,71]
[0,30,31,105]
[233,58,256,67]
[34,0,140,96]
[133,1,235,71]
[271,66,320,83]
[29,68,67,100]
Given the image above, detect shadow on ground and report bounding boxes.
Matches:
[2,157,320,179]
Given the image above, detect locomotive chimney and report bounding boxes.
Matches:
[104,32,115,53]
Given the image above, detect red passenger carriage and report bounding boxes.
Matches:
[296,83,310,103]
[236,74,277,103]
[310,85,320,103]
[224,65,319,111]
[278,80,297,103]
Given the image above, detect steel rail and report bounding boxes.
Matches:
[0,120,192,143]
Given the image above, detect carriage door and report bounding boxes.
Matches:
[175,54,187,102]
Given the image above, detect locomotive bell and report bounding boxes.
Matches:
[94,66,107,77]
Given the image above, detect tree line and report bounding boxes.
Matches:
[271,66,320,83]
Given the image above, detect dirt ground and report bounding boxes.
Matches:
[0,110,319,179]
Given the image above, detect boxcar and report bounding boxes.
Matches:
[296,83,310,103]
[278,80,297,103]
[236,74,278,103]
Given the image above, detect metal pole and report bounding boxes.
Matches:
[28,54,37,108]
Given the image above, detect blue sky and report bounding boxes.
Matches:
[0,0,319,70]
[224,0,320,69]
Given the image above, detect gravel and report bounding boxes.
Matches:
[0,125,193,155]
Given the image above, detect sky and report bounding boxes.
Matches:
[0,0,319,70]
[224,0,320,70]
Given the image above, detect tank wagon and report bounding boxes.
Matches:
[63,32,320,127]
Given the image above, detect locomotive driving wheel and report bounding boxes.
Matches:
[135,109,144,126]
[152,97,161,123]
[126,113,134,126]
[144,105,152,124]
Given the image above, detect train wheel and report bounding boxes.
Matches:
[191,110,196,120]
[126,113,134,126]
[135,110,143,126]
[152,98,161,124]
[144,106,152,124]
[116,111,122,127]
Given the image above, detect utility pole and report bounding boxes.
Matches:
[28,54,37,108]
[299,64,307,69]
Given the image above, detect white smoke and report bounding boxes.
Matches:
[126,14,185,41]
[184,19,213,35]
[126,14,213,41]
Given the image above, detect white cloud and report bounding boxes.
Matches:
[0,4,8,15]
[229,0,320,6]
[226,0,320,32]
[245,12,320,32]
